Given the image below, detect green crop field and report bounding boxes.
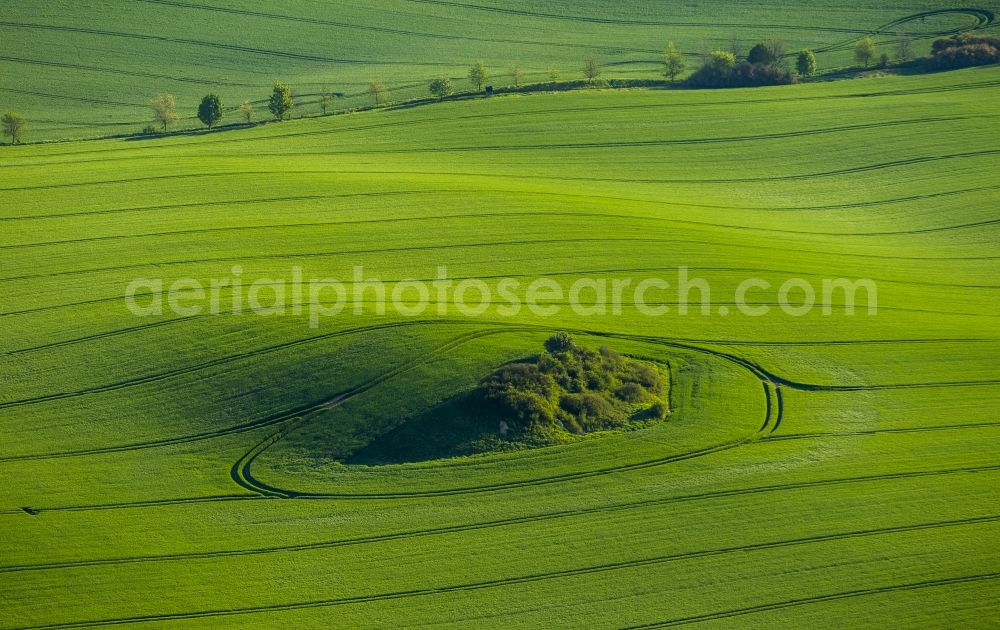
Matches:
[2,1,1000,628]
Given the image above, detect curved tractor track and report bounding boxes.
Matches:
[231,319,999,500]
[813,8,994,55]
[230,323,789,500]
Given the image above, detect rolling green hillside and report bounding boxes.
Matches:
[1,0,998,140]
[1,57,998,627]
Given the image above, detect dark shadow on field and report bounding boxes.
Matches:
[124,121,260,141]
[347,393,514,466]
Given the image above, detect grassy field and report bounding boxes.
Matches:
[2,2,1000,628]
[1,0,998,140]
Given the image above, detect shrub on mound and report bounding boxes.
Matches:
[477,334,669,440]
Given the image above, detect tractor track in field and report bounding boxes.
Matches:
[248,148,1000,188]
[766,421,1000,442]
[2,183,997,227]
[1,316,205,356]
[235,435,761,500]
[0,321,441,416]
[402,2,993,36]
[4,470,998,572]
[130,0,662,55]
[218,115,990,156]
[13,144,1000,193]
[4,236,999,285]
[0,55,264,88]
[0,190,443,222]
[4,281,998,322]
[12,138,987,214]
[4,310,994,357]
[13,518,1000,629]
[5,461,998,516]
[625,574,1000,628]
[0,21,454,67]
[0,325,536,462]
[0,493,261,516]
[8,115,984,171]
[0,321,475,460]
[0,88,144,108]
[7,251,999,319]
[5,206,998,251]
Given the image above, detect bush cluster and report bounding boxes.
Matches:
[928,34,1000,69]
[686,42,796,88]
[477,334,668,437]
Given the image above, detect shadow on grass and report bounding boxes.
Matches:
[346,393,512,466]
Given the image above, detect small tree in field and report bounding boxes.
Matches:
[2,111,26,144]
[197,94,223,128]
[663,41,685,82]
[150,94,178,132]
[855,36,877,68]
[239,101,255,122]
[583,57,601,83]
[469,61,489,91]
[268,82,294,120]
[510,60,525,87]
[318,86,336,115]
[796,49,816,76]
[548,68,561,82]
[429,77,453,99]
[367,81,388,105]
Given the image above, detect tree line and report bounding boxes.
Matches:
[2,31,997,144]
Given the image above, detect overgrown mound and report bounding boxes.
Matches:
[347,334,670,465]
[477,333,668,440]
[929,34,1000,69]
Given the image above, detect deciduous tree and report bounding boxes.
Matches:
[367,81,388,105]
[268,82,294,120]
[197,93,223,128]
[469,61,489,91]
[796,49,816,76]
[2,111,26,144]
[239,101,255,122]
[149,94,178,132]
[855,36,877,68]
[663,41,685,82]
[510,60,525,87]
[429,77,453,98]
[319,86,335,115]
